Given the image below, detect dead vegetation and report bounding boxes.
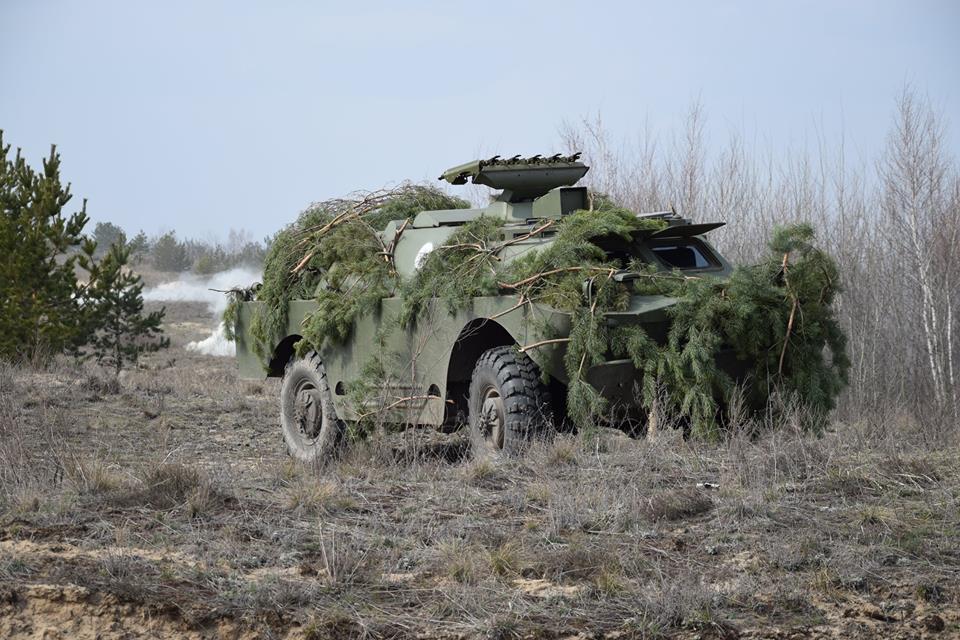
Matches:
[1,304,958,638]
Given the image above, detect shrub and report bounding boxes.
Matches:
[79,242,169,373]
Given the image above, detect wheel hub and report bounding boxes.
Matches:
[294,382,323,441]
[480,387,505,449]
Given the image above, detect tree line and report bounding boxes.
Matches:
[91,222,268,274]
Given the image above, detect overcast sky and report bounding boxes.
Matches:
[1,1,958,240]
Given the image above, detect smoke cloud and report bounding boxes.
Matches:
[143,266,260,356]
[186,322,236,357]
[143,266,261,315]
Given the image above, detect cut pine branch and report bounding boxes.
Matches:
[518,337,571,353]
[778,297,798,375]
[777,250,795,376]
[488,296,531,320]
[500,266,610,290]
[355,393,448,421]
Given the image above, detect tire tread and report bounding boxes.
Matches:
[469,346,552,454]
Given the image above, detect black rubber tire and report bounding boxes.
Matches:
[468,346,553,456]
[279,351,344,462]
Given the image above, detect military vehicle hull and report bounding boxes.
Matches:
[233,155,739,458]
[234,289,695,427]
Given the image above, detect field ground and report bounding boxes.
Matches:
[1,301,959,639]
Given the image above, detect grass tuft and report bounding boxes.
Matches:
[642,488,713,522]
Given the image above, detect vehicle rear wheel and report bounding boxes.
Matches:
[468,346,552,456]
[280,351,343,462]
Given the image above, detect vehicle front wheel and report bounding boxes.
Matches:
[468,346,553,456]
[280,351,344,463]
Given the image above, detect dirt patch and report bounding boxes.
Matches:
[0,584,203,640]
[514,577,584,599]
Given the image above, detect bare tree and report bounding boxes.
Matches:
[671,100,706,216]
[879,89,956,414]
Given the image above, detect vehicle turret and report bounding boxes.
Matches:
[383,154,726,279]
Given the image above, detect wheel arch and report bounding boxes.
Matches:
[447,319,516,382]
[268,334,302,376]
[442,319,516,422]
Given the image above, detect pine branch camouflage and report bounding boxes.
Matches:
[236,178,848,438]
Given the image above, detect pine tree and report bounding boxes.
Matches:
[92,221,126,256]
[80,242,169,374]
[0,131,96,360]
[0,131,170,370]
[126,230,149,264]
[151,231,191,272]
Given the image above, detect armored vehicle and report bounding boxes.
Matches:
[233,155,732,461]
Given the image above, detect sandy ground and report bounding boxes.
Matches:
[1,301,958,639]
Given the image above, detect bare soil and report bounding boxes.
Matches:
[1,301,958,639]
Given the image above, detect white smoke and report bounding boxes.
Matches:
[143,266,261,315]
[186,322,235,357]
[144,266,261,356]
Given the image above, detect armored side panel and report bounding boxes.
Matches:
[236,294,568,425]
[235,285,699,427]
[234,303,264,379]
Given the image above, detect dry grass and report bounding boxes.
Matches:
[1,302,959,639]
[642,488,714,522]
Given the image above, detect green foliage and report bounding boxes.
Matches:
[127,230,149,263]
[505,208,665,311]
[500,209,667,426]
[0,132,95,360]
[0,131,169,370]
[343,325,402,441]
[192,253,221,275]
[248,171,847,437]
[152,231,191,272]
[298,212,393,353]
[92,221,126,256]
[223,296,240,342]
[367,186,471,230]
[345,354,389,440]
[251,185,469,361]
[565,308,612,427]
[404,209,846,435]
[613,224,849,438]
[183,231,268,275]
[221,285,258,342]
[79,243,170,373]
[401,206,668,428]
[250,207,325,360]
[398,216,503,326]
